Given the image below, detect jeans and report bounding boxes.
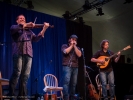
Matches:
[62,66,78,100]
[99,71,115,99]
[9,54,32,97]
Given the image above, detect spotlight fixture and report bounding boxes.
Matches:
[96,7,104,16]
[62,0,112,21]
[82,0,92,10]
[123,0,132,4]
[78,17,85,24]
[62,11,71,19]
[25,0,34,9]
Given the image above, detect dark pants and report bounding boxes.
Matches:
[62,66,78,100]
[9,54,32,97]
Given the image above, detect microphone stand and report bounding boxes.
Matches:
[32,60,52,99]
[31,71,44,99]
[81,48,86,100]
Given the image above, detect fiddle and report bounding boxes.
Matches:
[23,23,54,29]
[23,17,54,29]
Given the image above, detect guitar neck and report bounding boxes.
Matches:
[86,71,92,84]
[109,49,124,59]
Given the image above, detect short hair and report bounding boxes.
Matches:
[16,14,25,21]
[100,39,109,48]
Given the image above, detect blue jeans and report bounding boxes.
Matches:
[62,66,78,100]
[9,54,32,96]
[99,71,115,99]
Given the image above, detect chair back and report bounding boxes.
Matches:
[44,74,58,87]
[95,74,111,90]
[0,71,2,78]
[95,74,101,87]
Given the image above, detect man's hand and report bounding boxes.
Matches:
[70,40,77,46]
[40,22,50,37]
[43,22,49,29]
[99,60,105,65]
[117,51,121,56]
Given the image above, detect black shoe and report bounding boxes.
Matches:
[110,98,115,100]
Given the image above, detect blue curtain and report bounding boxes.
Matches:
[0,1,66,95]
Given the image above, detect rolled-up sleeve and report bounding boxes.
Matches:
[61,44,68,54]
[10,25,23,35]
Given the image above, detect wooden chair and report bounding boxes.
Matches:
[43,74,63,100]
[0,71,9,100]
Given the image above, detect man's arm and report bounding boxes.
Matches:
[91,51,105,64]
[63,45,74,54]
[73,45,81,57]
[40,22,50,38]
[32,22,49,42]
[91,58,103,63]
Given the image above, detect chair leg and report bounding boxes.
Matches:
[0,82,2,100]
[115,96,117,100]
[98,90,101,100]
[60,91,63,100]
[99,87,102,100]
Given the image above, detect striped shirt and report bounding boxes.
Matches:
[61,44,80,67]
[10,24,43,57]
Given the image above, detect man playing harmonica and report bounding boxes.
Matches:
[61,34,82,100]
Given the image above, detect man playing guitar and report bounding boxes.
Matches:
[91,39,121,100]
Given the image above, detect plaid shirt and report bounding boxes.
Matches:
[10,24,43,57]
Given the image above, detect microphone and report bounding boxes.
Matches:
[81,48,84,51]
[0,42,6,47]
[0,42,4,45]
[81,48,84,55]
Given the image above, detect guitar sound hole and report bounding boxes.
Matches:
[105,58,108,61]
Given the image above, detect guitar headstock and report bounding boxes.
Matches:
[123,45,131,50]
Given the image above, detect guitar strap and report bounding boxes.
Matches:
[107,50,111,55]
[108,50,113,62]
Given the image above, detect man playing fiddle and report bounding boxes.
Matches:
[8,14,49,98]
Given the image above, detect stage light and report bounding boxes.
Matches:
[78,17,85,24]
[62,11,71,19]
[82,0,91,10]
[123,0,132,4]
[25,0,34,9]
[96,7,104,16]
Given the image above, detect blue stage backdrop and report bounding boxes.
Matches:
[0,1,66,95]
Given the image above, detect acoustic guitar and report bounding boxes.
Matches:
[97,45,131,69]
[86,71,99,100]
